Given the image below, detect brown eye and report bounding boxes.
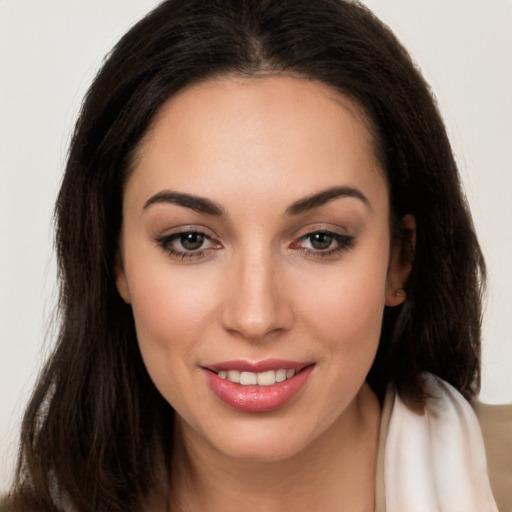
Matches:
[155,230,218,260]
[290,229,356,258]
[180,232,206,251]
[309,232,334,250]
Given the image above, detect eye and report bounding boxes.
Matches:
[155,230,220,260]
[178,232,207,251]
[290,230,355,258]
[307,232,336,250]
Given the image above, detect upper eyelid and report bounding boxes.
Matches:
[290,223,351,239]
[156,230,216,247]
[154,224,217,238]
[153,224,354,245]
[295,231,354,245]
[299,230,351,240]
[157,231,212,242]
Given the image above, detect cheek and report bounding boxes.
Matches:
[299,243,389,357]
[128,262,223,355]
[130,271,210,342]
[124,258,221,400]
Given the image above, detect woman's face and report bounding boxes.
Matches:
[116,76,406,461]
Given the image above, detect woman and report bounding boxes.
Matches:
[5,0,509,510]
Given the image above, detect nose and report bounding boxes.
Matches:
[221,248,293,341]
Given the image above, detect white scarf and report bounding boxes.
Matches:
[384,373,498,512]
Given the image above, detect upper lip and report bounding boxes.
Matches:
[204,359,314,373]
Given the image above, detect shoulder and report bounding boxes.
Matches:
[472,401,512,512]
[378,375,510,511]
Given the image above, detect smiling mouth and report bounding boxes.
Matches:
[217,368,297,386]
[203,361,315,412]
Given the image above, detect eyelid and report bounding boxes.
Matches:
[154,225,222,261]
[289,225,356,258]
[289,222,351,239]
[154,223,217,236]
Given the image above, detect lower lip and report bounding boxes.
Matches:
[203,365,314,413]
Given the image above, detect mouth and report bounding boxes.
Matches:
[217,368,298,386]
[202,360,315,412]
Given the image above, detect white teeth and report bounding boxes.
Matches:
[227,370,240,383]
[275,369,287,383]
[257,370,276,386]
[240,372,258,385]
[217,368,298,385]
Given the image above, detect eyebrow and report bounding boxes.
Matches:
[143,190,224,216]
[285,186,371,215]
[143,185,370,217]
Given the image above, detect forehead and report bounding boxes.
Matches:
[128,75,388,212]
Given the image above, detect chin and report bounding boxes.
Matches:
[189,407,334,464]
[213,428,315,463]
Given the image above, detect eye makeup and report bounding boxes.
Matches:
[154,228,222,261]
[153,225,356,263]
[290,230,356,259]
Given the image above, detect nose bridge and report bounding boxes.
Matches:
[222,244,291,339]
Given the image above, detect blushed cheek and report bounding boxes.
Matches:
[127,265,222,362]
[307,263,388,356]
[126,278,198,404]
[325,295,383,347]
[132,284,195,348]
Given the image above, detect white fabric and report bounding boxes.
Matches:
[384,373,498,512]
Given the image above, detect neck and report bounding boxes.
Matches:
[169,384,381,512]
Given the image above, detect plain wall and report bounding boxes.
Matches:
[1,0,511,492]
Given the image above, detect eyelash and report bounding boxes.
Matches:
[155,231,218,260]
[291,231,355,258]
[155,230,355,261]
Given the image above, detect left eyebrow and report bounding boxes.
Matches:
[143,190,224,216]
[285,186,372,215]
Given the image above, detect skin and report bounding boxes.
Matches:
[115,75,411,511]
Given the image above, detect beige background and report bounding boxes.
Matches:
[1,0,511,492]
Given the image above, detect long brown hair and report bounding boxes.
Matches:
[8,0,485,510]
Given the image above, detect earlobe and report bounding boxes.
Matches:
[385,287,407,307]
[385,214,416,307]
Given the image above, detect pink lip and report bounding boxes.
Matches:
[205,359,311,373]
[202,360,315,413]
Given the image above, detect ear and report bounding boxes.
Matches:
[113,253,131,304]
[385,214,416,307]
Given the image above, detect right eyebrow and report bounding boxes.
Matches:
[284,186,372,216]
[142,190,224,216]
